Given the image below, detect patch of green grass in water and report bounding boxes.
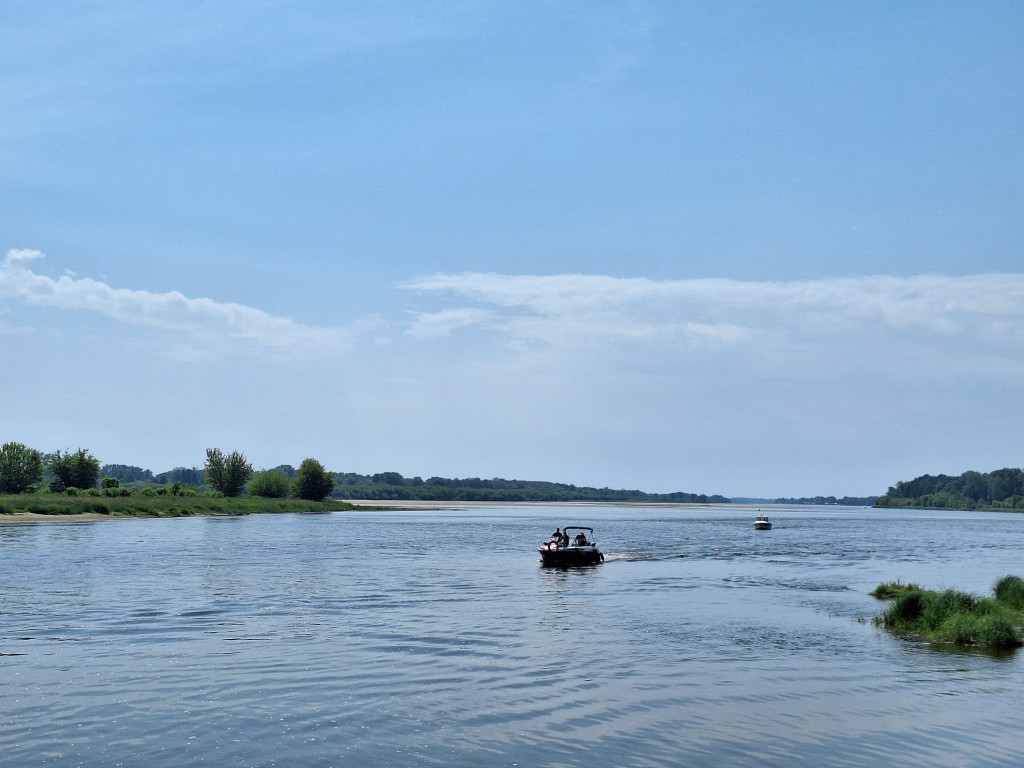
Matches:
[869,580,921,599]
[872,578,1024,650]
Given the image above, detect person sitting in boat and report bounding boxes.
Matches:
[573,532,588,546]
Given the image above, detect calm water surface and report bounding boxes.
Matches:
[2,505,1024,767]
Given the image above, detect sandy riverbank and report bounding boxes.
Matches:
[0,512,129,523]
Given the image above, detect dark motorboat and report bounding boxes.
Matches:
[538,526,604,567]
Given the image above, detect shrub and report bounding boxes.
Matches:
[247,470,291,499]
[977,614,1020,649]
[101,477,120,489]
[49,448,101,492]
[941,613,977,645]
[170,482,199,497]
[924,589,979,630]
[888,590,926,624]
[993,575,1024,610]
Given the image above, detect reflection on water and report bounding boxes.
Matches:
[1,506,1023,767]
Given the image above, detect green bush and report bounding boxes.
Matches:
[890,590,926,623]
[977,614,1020,649]
[924,589,979,630]
[49,448,101,492]
[994,575,1024,610]
[247,470,291,499]
[170,481,199,497]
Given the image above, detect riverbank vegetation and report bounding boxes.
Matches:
[0,492,355,518]
[872,576,1024,649]
[0,443,340,505]
[875,467,1024,510]
[3,441,731,504]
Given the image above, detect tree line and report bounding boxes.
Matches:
[775,495,878,506]
[2,442,730,505]
[0,443,335,502]
[332,471,729,503]
[875,467,1024,510]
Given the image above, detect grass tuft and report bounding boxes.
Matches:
[870,581,921,599]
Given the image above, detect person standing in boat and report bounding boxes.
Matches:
[559,529,570,548]
[549,528,562,548]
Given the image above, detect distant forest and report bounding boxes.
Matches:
[100,464,729,504]
[875,467,1024,510]
[774,495,878,506]
[332,472,729,504]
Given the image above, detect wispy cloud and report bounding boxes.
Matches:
[1,249,370,356]
[402,271,1024,370]
[404,307,497,340]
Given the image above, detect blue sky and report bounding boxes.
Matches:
[2,1,1022,498]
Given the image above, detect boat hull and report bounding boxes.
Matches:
[538,546,604,567]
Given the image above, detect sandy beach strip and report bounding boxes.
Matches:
[0,512,129,523]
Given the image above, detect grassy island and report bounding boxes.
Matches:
[0,492,357,520]
[872,576,1024,650]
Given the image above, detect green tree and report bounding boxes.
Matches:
[48,448,101,492]
[247,469,291,498]
[205,448,253,497]
[293,458,335,501]
[0,442,45,494]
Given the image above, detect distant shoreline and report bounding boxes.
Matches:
[0,499,758,523]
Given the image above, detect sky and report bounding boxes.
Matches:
[1,1,1022,499]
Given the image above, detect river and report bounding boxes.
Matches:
[2,504,1023,767]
